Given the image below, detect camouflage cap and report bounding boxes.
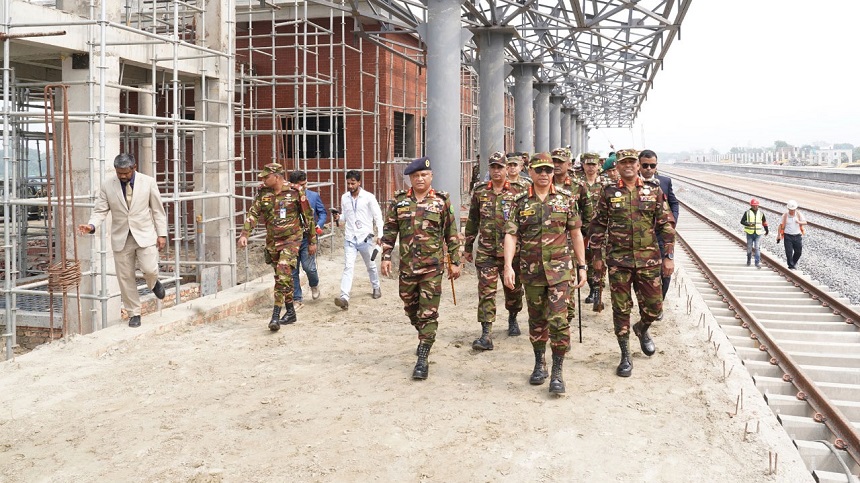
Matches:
[530,152,553,169]
[488,151,506,166]
[615,149,639,163]
[505,152,523,164]
[258,162,285,178]
[520,152,530,166]
[550,147,570,163]
[581,152,601,164]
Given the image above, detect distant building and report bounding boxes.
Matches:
[816,148,852,167]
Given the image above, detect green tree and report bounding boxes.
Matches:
[774,140,790,149]
[852,147,860,162]
[833,143,854,150]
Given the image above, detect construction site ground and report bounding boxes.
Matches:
[0,239,811,482]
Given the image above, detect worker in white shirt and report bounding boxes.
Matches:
[332,170,384,310]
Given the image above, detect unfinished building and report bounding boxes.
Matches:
[2,0,690,359]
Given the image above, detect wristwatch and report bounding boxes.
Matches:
[577,264,587,270]
[664,253,674,260]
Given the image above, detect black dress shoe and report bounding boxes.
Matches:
[152,280,165,300]
[128,315,141,328]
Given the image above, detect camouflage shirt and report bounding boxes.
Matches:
[241,186,317,252]
[554,176,587,218]
[465,180,522,266]
[505,184,582,286]
[581,175,608,225]
[381,187,461,276]
[587,177,675,268]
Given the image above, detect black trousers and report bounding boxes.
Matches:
[784,233,803,268]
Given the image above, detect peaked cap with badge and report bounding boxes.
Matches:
[488,151,506,166]
[581,152,601,164]
[615,149,639,162]
[404,156,432,175]
[258,162,285,178]
[530,152,553,169]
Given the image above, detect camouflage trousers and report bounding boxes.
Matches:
[584,240,606,289]
[608,265,662,337]
[267,247,298,306]
[476,258,524,326]
[399,270,443,347]
[524,282,571,356]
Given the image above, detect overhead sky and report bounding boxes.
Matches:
[593,0,860,155]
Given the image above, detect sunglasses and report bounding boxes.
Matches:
[640,163,657,169]
[533,166,553,175]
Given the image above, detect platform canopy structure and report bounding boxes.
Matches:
[345,0,692,128]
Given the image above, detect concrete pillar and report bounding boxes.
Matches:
[575,120,584,155]
[138,90,154,177]
[584,127,591,152]
[533,82,554,153]
[549,94,563,150]
[422,0,467,226]
[65,54,122,333]
[473,27,514,176]
[561,107,573,150]
[512,63,539,155]
[194,73,235,292]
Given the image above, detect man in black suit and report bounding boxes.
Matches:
[639,150,679,314]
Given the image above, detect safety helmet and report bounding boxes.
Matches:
[749,198,760,206]
[786,200,798,210]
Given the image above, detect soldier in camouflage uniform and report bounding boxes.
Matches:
[550,147,588,327]
[506,152,531,188]
[580,152,608,304]
[380,157,462,380]
[587,149,676,378]
[503,152,587,395]
[238,163,317,331]
[465,151,525,351]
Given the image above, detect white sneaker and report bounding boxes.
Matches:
[311,286,321,300]
[293,301,304,311]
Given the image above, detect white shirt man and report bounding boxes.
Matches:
[334,171,384,310]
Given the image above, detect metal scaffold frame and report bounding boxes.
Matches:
[1,0,236,360]
[233,0,436,243]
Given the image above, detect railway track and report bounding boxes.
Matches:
[676,199,860,482]
[665,170,860,244]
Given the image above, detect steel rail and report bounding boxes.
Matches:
[677,199,860,467]
[667,171,860,244]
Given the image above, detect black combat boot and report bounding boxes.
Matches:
[616,337,632,377]
[584,282,595,304]
[413,344,431,380]
[633,322,656,356]
[529,350,548,385]
[280,302,297,325]
[472,322,494,351]
[549,354,565,394]
[268,306,281,331]
[507,312,521,336]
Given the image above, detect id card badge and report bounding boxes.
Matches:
[355,220,362,229]
[279,207,287,219]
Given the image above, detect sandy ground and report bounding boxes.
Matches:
[0,237,813,482]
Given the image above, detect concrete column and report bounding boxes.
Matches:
[194,72,235,292]
[561,107,573,149]
[138,90,154,177]
[533,82,554,153]
[473,27,514,175]
[575,120,584,155]
[65,54,122,333]
[512,63,539,155]
[549,94,563,150]
[584,127,591,152]
[422,0,467,226]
